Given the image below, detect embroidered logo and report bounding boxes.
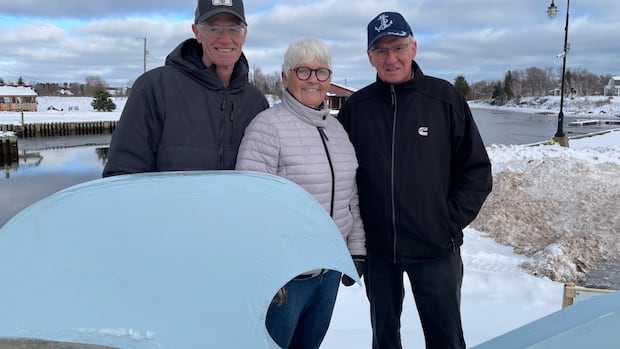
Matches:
[374,14,393,32]
[418,126,429,137]
[212,0,233,6]
[386,30,407,36]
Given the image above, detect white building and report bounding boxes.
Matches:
[0,85,38,111]
[603,76,620,96]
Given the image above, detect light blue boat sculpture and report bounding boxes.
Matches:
[0,171,359,348]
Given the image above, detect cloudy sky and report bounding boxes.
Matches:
[0,0,618,90]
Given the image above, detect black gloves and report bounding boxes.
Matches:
[342,255,366,287]
[270,287,287,307]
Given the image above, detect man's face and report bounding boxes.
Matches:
[367,36,417,85]
[192,13,247,69]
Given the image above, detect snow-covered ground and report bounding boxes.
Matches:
[0,96,126,129]
[2,96,619,347]
[470,94,620,119]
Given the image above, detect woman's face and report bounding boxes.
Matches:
[282,60,332,108]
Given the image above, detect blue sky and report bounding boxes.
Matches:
[0,0,618,90]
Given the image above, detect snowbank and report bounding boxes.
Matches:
[471,133,620,284]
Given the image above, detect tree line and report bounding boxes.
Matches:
[2,66,613,103]
[0,75,125,97]
[1,67,283,98]
[454,67,614,104]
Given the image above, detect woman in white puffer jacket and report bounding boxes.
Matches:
[235,38,365,349]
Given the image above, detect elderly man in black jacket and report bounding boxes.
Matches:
[104,0,267,176]
[339,11,492,349]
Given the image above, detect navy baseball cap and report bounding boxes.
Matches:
[367,12,413,49]
[195,0,246,25]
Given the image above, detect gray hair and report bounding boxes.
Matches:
[282,38,332,74]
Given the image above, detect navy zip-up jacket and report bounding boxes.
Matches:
[338,61,492,263]
[103,38,268,177]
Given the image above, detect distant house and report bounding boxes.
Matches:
[603,76,620,96]
[0,85,38,111]
[325,82,356,111]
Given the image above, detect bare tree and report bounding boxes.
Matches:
[509,70,524,99]
[524,67,552,96]
[266,71,283,98]
[84,75,108,96]
[570,68,601,96]
[470,80,496,100]
[251,66,283,97]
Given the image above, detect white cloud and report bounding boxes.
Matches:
[0,0,618,89]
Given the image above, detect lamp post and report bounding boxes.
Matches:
[547,0,570,147]
[143,37,147,73]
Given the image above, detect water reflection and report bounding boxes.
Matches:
[2,151,43,178]
[3,145,108,178]
[0,135,111,229]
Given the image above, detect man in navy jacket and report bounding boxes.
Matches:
[339,11,492,349]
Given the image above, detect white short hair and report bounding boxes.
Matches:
[282,38,332,73]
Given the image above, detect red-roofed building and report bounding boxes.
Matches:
[326,82,356,111]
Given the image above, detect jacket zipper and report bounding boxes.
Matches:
[318,127,335,217]
[390,85,398,263]
[218,92,227,169]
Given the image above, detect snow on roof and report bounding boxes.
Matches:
[0,86,37,97]
[330,82,357,92]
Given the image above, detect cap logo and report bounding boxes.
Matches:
[374,14,393,32]
[212,0,232,6]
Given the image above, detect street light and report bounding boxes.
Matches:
[547,0,570,147]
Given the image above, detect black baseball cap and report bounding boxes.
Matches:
[194,0,246,25]
[367,12,413,49]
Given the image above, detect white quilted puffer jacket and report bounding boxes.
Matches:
[236,90,366,257]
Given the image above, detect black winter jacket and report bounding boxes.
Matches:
[103,39,269,176]
[338,61,492,263]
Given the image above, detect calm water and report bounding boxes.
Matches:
[1,134,111,228]
[1,110,619,289]
[472,108,618,146]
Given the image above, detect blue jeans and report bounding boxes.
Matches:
[266,270,340,349]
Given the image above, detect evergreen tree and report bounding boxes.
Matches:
[17,76,25,86]
[91,90,116,111]
[454,75,471,99]
[503,71,515,100]
[491,81,506,105]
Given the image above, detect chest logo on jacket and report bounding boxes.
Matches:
[418,126,429,137]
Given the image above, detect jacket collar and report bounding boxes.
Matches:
[165,38,250,91]
[282,89,330,128]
